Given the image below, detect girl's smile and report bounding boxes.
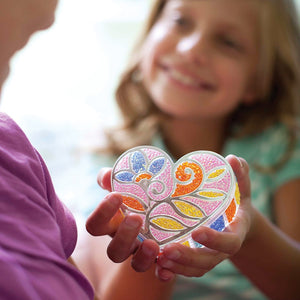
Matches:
[140,0,260,121]
[158,60,216,92]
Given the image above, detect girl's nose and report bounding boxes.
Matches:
[177,34,209,64]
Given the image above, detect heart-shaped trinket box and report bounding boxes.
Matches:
[111,146,240,249]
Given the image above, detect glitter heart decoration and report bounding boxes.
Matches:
[111,146,240,249]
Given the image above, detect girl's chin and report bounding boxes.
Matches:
[156,105,202,120]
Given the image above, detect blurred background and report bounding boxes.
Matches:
[1,0,150,215]
[1,0,300,216]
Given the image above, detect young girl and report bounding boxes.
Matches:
[79,0,300,299]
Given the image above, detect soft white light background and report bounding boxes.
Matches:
[1,0,150,212]
[2,0,149,126]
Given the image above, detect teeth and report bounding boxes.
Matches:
[169,69,200,87]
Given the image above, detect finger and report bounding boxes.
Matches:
[157,245,226,277]
[131,240,159,272]
[86,192,123,236]
[107,214,143,263]
[226,155,253,240]
[157,259,209,278]
[192,226,242,255]
[159,243,227,270]
[155,265,176,282]
[97,168,113,191]
[226,155,251,200]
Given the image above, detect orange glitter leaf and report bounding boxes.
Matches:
[109,209,125,230]
[135,173,152,182]
[122,196,145,212]
[225,199,237,223]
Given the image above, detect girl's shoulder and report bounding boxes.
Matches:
[225,122,300,188]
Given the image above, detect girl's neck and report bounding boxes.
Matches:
[161,117,228,159]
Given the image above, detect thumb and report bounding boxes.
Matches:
[226,154,251,201]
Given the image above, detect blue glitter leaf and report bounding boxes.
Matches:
[209,215,225,231]
[137,234,145,242]
[131,151,146,173]
[193,241,204,248]
[115,171,135,182]
[148,157,165,175]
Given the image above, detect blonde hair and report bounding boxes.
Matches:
[103,0,300,164]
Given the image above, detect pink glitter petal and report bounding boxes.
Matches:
[149,226,179,242]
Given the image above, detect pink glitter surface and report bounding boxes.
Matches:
[113,181,149,206]
[114,154,130,172]
[202,172,231,192]
[149,227,179,242]
[190,153,225,173]
[148,161,173,201]
[143,148,165,161]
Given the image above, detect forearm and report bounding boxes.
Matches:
[101,259,175,300]
[230,208,300,299]
[74,230,173,300]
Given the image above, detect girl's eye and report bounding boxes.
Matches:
[219,35,241,51]
[174,16,187,26]
[171,13,190,28]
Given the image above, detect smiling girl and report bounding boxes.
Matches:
[79,0,300,299]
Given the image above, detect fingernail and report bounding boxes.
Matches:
[97,167,110,187]
[160,259,174,268]
[194,232,207,243]
[165,249,181,260]
[97,170,105,187]
[238,157,244,168]
[124,216,140,229]
[157,268,173,281]
[142,243,156,257]
[110,194,122,206]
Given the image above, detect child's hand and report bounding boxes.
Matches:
[155,155,253,281]
[86,155,253,281]
[86,168,160,273]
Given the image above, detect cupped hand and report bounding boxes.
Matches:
[86,155,253,281]
[85,168,159,272]
[155,155,253,281]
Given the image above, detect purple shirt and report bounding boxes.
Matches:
[0,113,93,299]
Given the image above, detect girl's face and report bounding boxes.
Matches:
[140,0,260,122]
[0,0,58,92]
